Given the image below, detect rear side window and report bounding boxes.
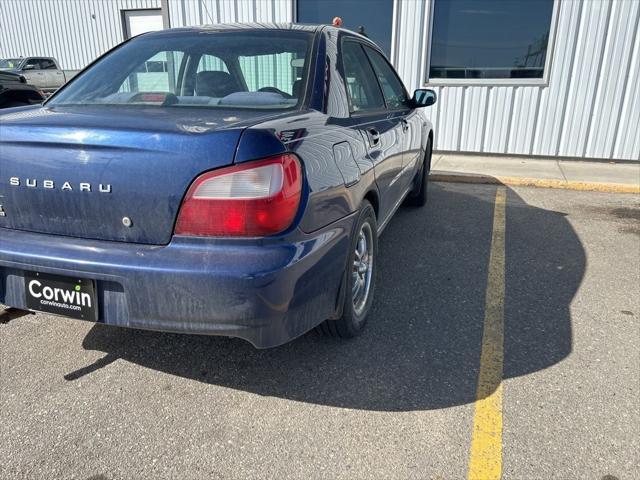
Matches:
[238,51,303,96]
[363,46,408,110]
[341,41,385,113]
[197,54,229,73]
[119,51,185,93]
[40,59,57,70]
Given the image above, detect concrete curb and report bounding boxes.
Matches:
[429,172,640,194]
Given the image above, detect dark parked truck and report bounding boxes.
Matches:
[0,57,79,94]
[0,24,436,348]
[0,70,46,108]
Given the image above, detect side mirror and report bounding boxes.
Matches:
[22,64,36,71]
[412,88,437,108]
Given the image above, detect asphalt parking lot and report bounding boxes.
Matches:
[1,182,638,480]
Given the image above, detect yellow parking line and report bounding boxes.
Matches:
[468,187,506,480]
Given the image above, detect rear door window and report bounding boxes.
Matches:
[363,46,408,110]
[40,59,57,70]
[341,41,385,113]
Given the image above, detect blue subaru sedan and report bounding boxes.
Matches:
[0,24,436,348]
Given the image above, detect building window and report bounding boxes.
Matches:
[428,0,555,81]
[122,9,163,39]
[297,0,394,58]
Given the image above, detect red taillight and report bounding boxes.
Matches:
[175,154,302,237]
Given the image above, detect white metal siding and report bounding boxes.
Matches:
[586,0,640,159]
[614,11,640,160]
[0,0,293,70]
[533,0,583,157]
[0,0,161,70]
[559,0,611,157]
[0,0,637,161]
[484,87,515,154]
[167,0,293,26]
[460,87,488,152]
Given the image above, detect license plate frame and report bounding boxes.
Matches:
[24,271,98,322]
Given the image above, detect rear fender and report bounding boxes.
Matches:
[234,128,287,164]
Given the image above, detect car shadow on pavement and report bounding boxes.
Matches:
[70,182,584,412]
[0,307,34,324]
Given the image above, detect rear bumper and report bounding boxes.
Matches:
[0,216,355,348]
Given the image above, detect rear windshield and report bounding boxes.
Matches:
[49,30,312,110]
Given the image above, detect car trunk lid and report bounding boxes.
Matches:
[0,105,283,244]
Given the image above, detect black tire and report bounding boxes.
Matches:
[405,137,432,207]
[317,200,378,338]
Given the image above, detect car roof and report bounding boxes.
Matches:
[146,23,318,35]
[143,22,368,39]
[138,23,384,58]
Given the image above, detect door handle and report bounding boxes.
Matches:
[401,119,409,132]
[367,128,380,148]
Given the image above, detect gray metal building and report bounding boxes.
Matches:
[1,0,638,161]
